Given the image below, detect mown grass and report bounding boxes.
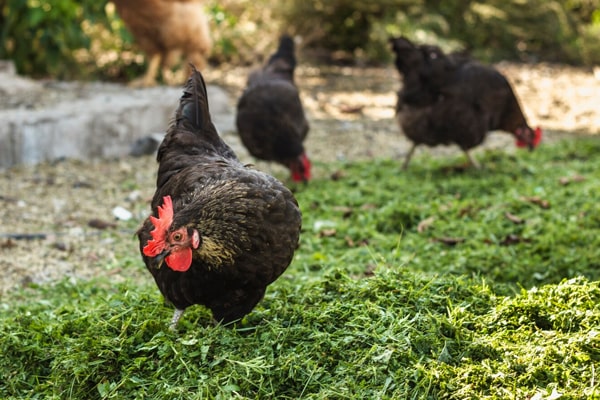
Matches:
[1,137,600,399]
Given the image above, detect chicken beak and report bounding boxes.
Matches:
[155,250,170,269]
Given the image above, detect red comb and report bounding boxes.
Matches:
[143,195,174,257]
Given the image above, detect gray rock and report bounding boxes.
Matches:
[0,75,234,169]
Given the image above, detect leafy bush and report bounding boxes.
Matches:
[0,0,111,79]
[206,0,286,65]
[438,0,588,63]
[282,0,600,64]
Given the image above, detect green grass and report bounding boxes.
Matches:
[2,138,600,399]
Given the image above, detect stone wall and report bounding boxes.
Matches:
[0,63,235,169]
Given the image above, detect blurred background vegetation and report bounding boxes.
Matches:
[1,0,599,81]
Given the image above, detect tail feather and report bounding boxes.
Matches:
[264,35,296,82]
[176,65,216,137]
[268,35,296,67]
[156,66,238,179]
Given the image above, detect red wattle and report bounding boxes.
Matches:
[166,248,192,272]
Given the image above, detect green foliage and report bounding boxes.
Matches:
[0,0,111,78]
[442,0,583,63]
[1,137,600,398]
[280,0,423,63]
[206,0,286,65]
[282,0,600,64]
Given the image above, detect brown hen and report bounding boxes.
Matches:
[137,67,302,329]
[113,0,212,87]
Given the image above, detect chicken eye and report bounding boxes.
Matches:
[172,232,183,241]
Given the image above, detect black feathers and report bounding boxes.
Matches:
[176,66,220,144]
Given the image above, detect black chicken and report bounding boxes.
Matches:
[389,36,542,169]
[236,35,311,182]
[137,67,302,329]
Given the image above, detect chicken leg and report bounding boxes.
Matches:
[464,150,481,169]
[130,54,161,88]
[402,144,418,170]
[161,50,185,86]
[169,308,185,331]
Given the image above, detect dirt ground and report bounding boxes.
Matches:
[1,62,599,294]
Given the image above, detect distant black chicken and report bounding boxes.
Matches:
[137,67,302,329]
[236,35,311,182]
[389,36,542,169]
